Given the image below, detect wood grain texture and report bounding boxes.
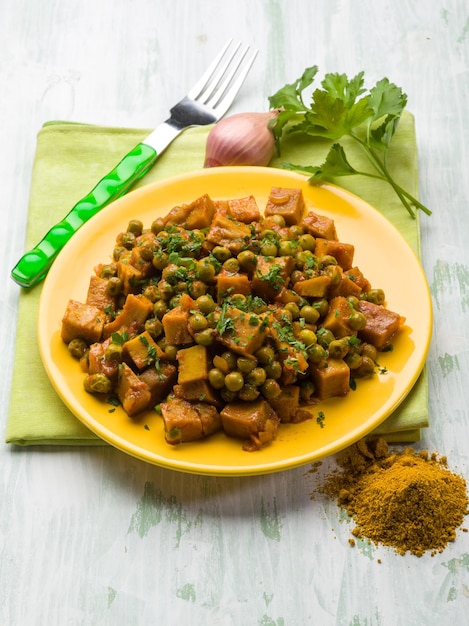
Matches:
[1,0,469,624]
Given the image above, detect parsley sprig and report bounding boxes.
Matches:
[268,66,431,218]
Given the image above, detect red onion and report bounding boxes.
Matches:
[204,110,279,168]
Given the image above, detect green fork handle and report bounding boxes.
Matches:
[11,142,158,288]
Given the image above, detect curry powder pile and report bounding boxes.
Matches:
[316,438,469,557]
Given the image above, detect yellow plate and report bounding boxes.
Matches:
[38,167,432,476]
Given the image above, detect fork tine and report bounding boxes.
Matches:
[187,39,239,101]
[204,48,258,115]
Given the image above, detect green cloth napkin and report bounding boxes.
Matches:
[6,111,429,446]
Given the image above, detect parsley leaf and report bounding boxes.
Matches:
[268,68,431,218]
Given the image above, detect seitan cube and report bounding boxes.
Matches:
[88,337,120,380]
[217,306,268,357]
[346,267,372,292]
[314,239,355,270]
[123,331,165,370]
[176,344,209,384]
[357,300,404,350]
[164,194,216,229]
[86,275,116,312]
[264,187,305,225]
[301,210,338,240]
[103,294,153,339]
[252,255,295,300]
[310,358,351,400]
[161,397,222,444]
[206,212,253,254]
[173,380,222,407]
[61,299,105,344]
[267,385,301,423]
[161,306,193,346]
[216,270,252,301]
[116,260,144,294]
[220,398,280,450]
[138,363,177,407]
[294,275,331,298]
[328,271,362,298]
[117,363,152,416]
[226,195,261,223]
[322,296,357,338]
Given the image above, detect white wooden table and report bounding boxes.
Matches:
[2,1,469,624]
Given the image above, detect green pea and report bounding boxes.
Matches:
[366,289,386,305]
[188,280,207,299]
[223,258,240,273]
[237,357,257,374]
[142,285,160,302]
[164,345,178,361]
[189,313,208,332]
[255,345,275,365]
[105,342,123,361]
[289,224,304,238]
[269,215,286,228]
[308,343,328,364]
[212,246,232,262]
[196,259,216,282]
[119,231,136,249]
[324,264,342,286]
[356,355,376,377]
[346,295,360,309]
[67,338,88,360]
[169,294,182,308]
[158,280,174,299]
[298,233,316,252]
[328,339,349,359]
[320,254,337,267]
[153,300,167,319]
[300,305,320,324]
[152,251,169,271]
[195,328,216,346]
[221,351,237,370]
[260,241,278,256]
[291,270,306,284]
[208,368,226,389]
[225,371,244,392]
[84,373,112,394]
[113,246,128,262]
[106,277,122,296]
[145,318,163,339]
[151,217,165,235]
[238,384,260,402]
[278,240,297,257]
[317,328,335,348]
[261,378,282,399]
[313,299,329,317]
[349,311,367,331]
[127,219,143,236]
[247,367,267,387]
[237,250,257,272]
[264,360,282,379]
[361,343,378,362]
[196,294,216,315]
[345,352,363,369]
[299,329,317,348]
[99,264,116,279]
[284,302,300,319]
[206,310,221,328]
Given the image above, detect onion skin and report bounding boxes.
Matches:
[204,110,279,168]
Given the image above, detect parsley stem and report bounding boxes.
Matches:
[351,134,417,218]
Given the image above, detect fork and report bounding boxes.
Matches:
[11,40,258,288]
